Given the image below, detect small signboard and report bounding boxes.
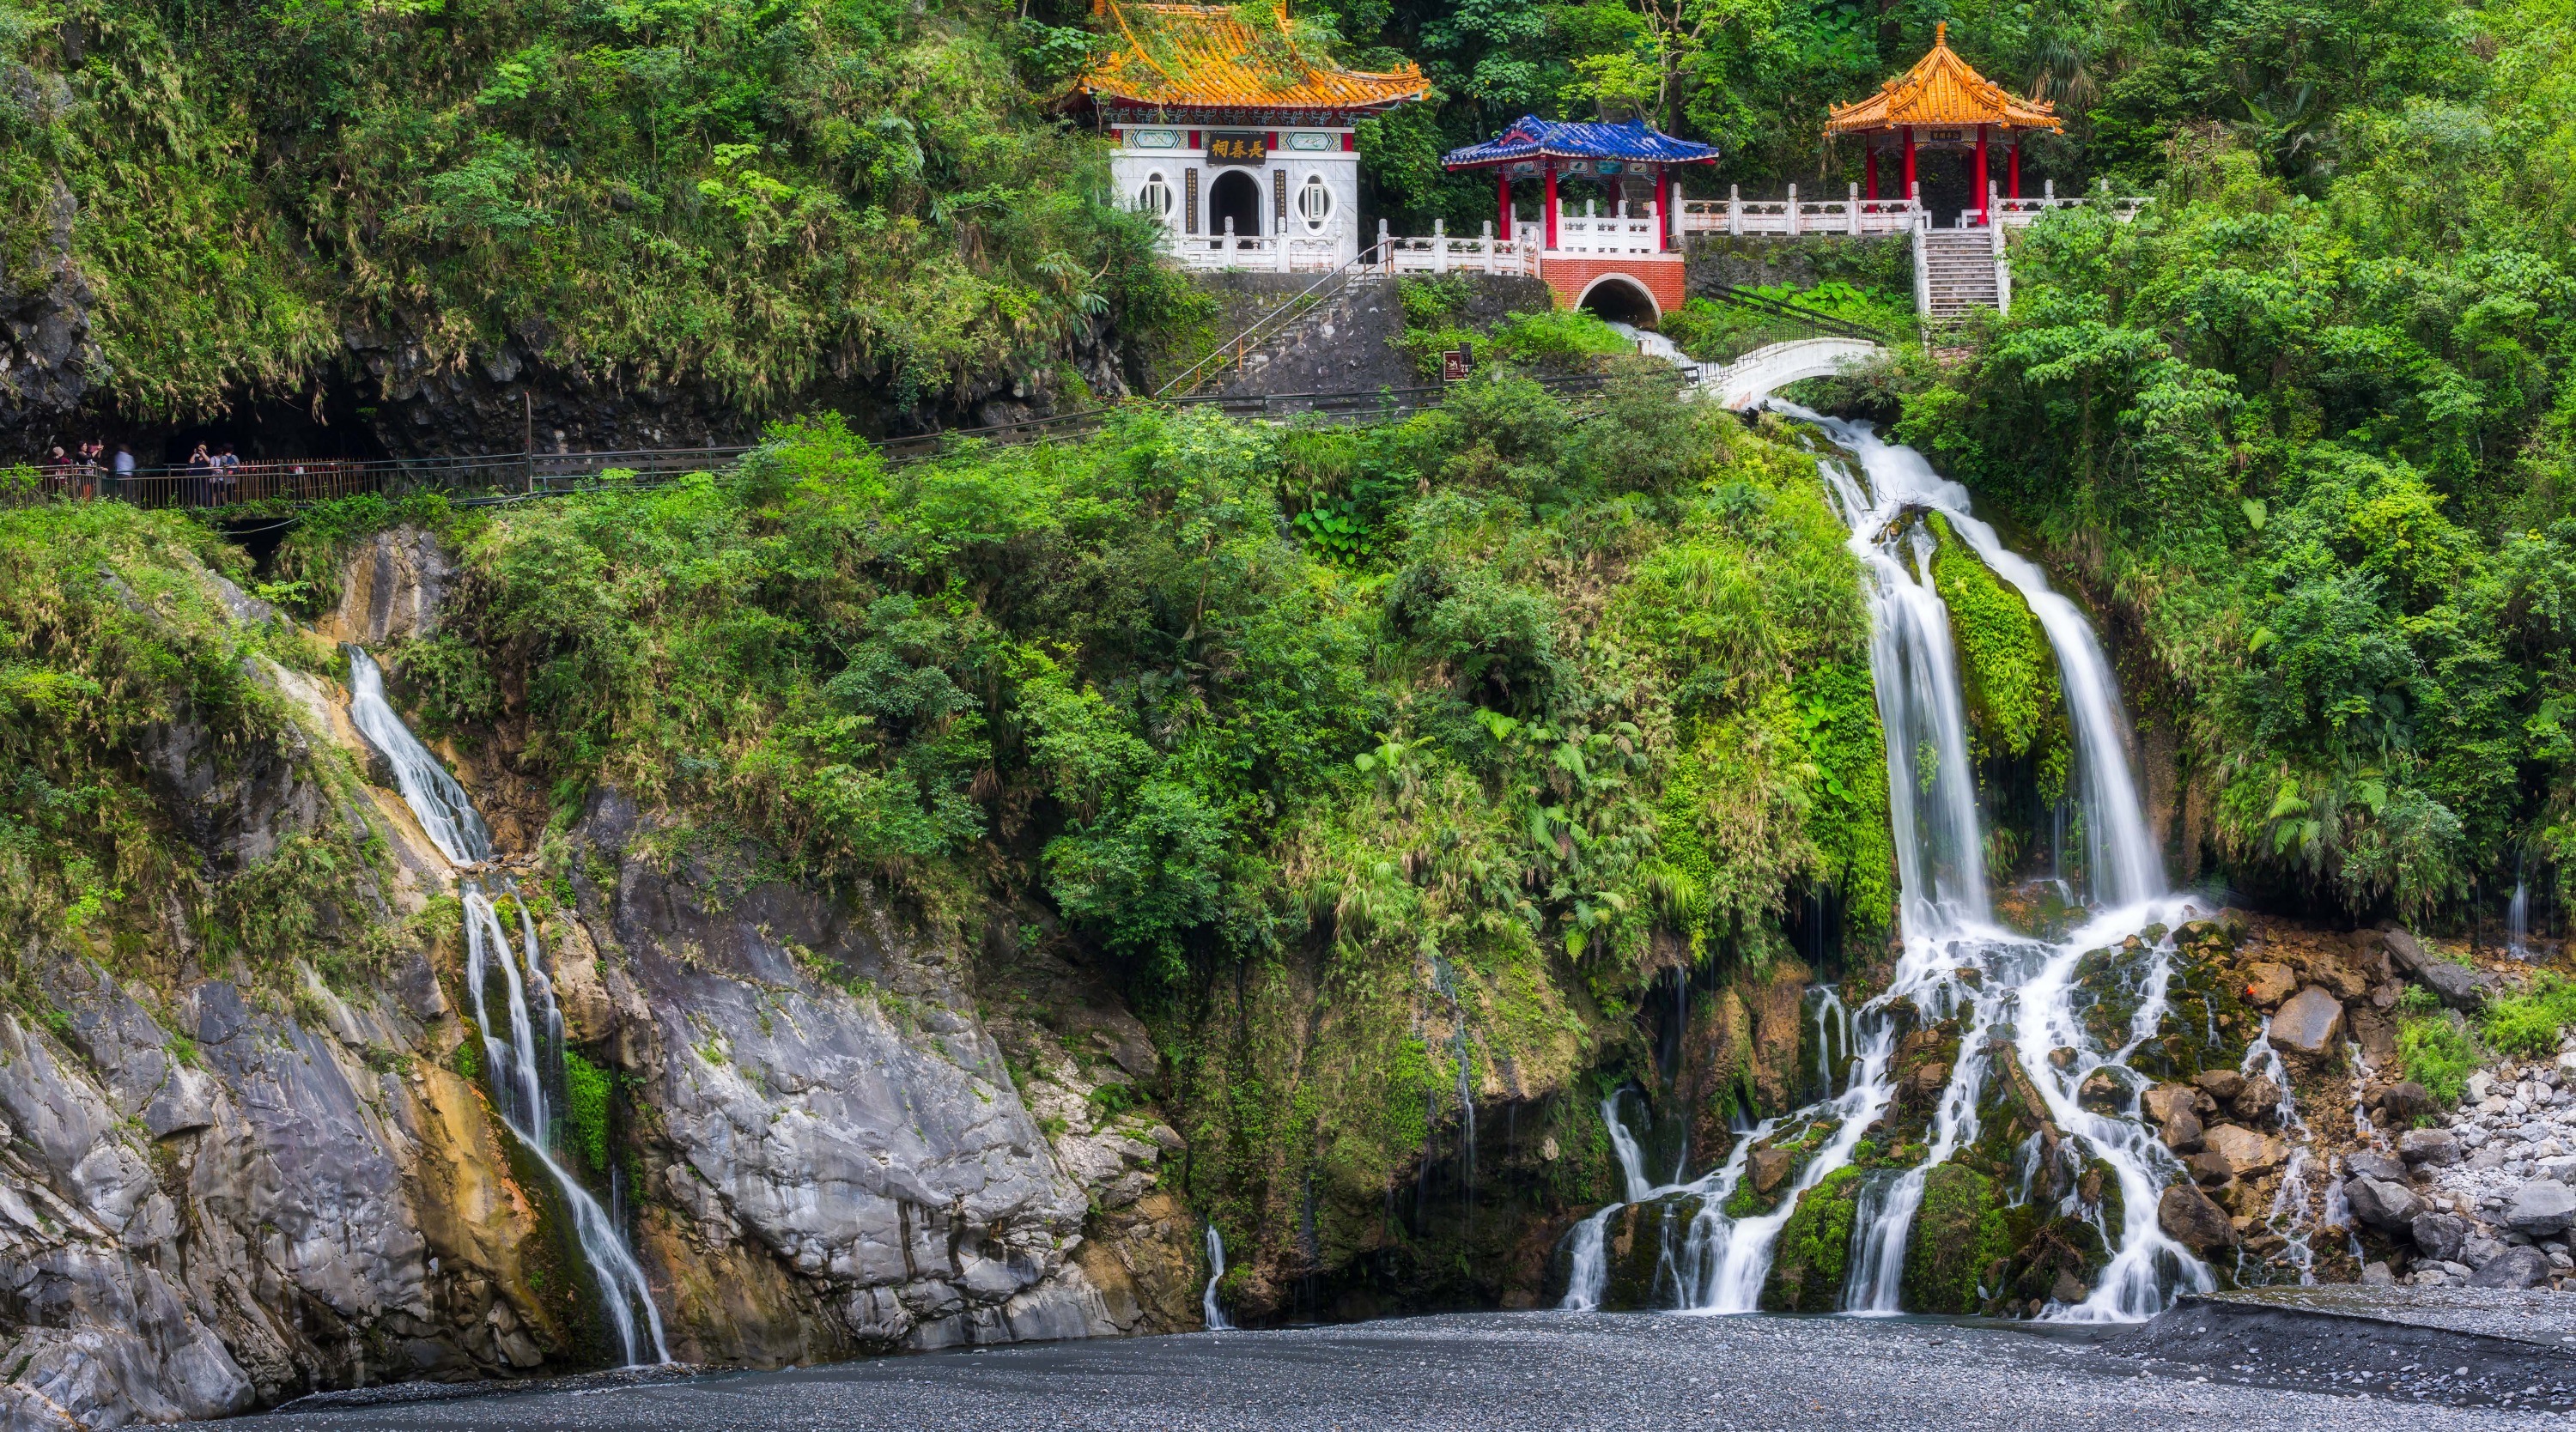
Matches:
[1206,131,1267,166]
[1442,343,1474,382]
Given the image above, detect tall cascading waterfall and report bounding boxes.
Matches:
[1203,1226,1235,1330]
[1557,407,2215,1320]
[347,649,671,1365]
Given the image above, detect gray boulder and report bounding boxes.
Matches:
[2345,1176,2424,1232]
[2157,1183,2236,1254]
[2417,959,2483,1011]
[2381,1080,2435,1124]
[2271,986,2347,1059]
[2360,1261,2396,1286]
[2409,1211,2468,1262]
[2345,1149,2409,1184]
[2506,1179,2576,1236]
[2397,1129,2459,1166]
[2382,926,2429,974]
[2470,1245,2555,1289]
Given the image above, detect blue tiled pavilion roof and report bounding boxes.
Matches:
[1441,116,1719,169]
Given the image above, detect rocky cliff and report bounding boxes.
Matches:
[0,529,1200,1428]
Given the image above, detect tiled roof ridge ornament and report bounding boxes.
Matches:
[1822,21,2063,136]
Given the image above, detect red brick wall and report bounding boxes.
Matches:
[1538,254,1687,322]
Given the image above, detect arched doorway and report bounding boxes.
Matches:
[1577,275,1660,328]
[1207,170,1262,243]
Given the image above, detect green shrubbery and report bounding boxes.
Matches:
[0,0,1194,422]
[374,368,1880,1290]
[1886,0,2576,922]
[2484,978,2576,1060]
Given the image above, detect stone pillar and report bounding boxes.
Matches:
[1975,124,1990,224]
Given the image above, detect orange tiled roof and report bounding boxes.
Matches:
[1824,23,2062,135]
[1078,1,1428,112]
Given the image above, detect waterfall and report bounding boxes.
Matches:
[1202,1226,1234,1330]
[344,647,670,1366]
[2509,872,2531,959]
[347,647,490,865]
[2236,1020,2319,1288]
[1568,408,2210,1321]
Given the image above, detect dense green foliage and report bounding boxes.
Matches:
[1884,0,2576,922]
[1340,0,2471,232]
[0,0,1193,422]
[370,372,1885,1291]
[0,501,387,1004]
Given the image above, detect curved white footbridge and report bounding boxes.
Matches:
[1696,335,1886,410]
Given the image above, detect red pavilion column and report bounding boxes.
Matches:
[1656,166,1672,251]
[1498,169,1513,239]
[1544,161,1559,250]
[1865,146,1880,201]
[1901,127,1917,203]
[1975,124,1990,223]
[2009,141,2021,199]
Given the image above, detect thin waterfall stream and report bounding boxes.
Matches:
[1203,1227,1235,1330]
[349,649,671,1365]
[1555,405,2217,1320]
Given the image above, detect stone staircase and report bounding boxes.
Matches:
[1211,272,1406,397]
[1917,228,2002,319]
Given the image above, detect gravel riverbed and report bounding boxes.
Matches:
[202,1311,2556,1432]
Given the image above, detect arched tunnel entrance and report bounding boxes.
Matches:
[1577,276,1660,329]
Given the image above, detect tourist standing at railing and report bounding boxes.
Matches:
[111,443,134,501]
[185,444,215,507]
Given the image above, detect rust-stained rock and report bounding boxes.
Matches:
[2241,962,2297,1008]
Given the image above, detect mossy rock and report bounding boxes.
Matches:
[1900,1162,2013,1313]
[1762,1165,1866,1312]
[1600,1192,1702,1309]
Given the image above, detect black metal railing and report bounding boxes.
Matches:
[6,370,1666,514]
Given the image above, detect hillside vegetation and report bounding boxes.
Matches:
[0,0,1191,428]
[1878,0,2576,923]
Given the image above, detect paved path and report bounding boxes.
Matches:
[204,1311,2553,1431]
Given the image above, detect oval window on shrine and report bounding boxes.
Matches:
[1296,174,1333,231]
[1137,173,1174,220]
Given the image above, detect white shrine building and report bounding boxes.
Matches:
[1072,1,1429,270]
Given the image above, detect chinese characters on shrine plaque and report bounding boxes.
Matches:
[1206,132,1267,166]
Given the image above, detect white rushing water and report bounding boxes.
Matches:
[2509,875,2530,959]
[347,647,670,1365]
[1203,1226,1235,1330]
[1559,405,2214,1320]
[348,647,491,865]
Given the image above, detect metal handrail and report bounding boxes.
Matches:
[1698,284,1895,346]
[13,369,1669,514]
[1153,241,1388,399]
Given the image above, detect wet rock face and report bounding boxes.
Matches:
[0,170,98,452]
[322,528,453,646]
[566,791,1120,1357]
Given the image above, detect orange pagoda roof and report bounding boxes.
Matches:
[1077,2,1428,114]
[1823,23,2062,136]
